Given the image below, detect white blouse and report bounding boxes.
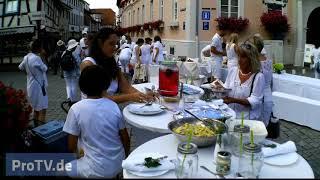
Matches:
[226,43,238,69]
[224,67,265,120]
[81,57,119,99]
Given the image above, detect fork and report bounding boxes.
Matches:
[139,101,153,108]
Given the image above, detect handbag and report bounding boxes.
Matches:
[266,113,280,139]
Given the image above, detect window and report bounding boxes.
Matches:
[133,10,135,25]
[172,0,178,21]
[170,47,175,55]
[159,0,164,20]
[129,12,131,26]
[142,5,145,23]
[137,8,140,24]
[221,0,239,18]
[6,0,18,13]
[150,0,153,21]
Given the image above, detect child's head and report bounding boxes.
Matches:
[79,65,111,97]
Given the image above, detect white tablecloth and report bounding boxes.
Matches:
[273,73,320,101]
[273,91,320,131]
[123,134,314,179]
[126,83,235,133]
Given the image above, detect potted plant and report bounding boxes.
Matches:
[143,22,152,31]
[260,10,290,40]
[215,17,249,33]
[0,81,32,153]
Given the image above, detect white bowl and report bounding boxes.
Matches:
[225,119,268,143]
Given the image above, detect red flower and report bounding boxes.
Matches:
[260,10,290,34]
[215,17,249,33]
[7,97,18,105]
[0,81,4,89]
[5,87,16,97]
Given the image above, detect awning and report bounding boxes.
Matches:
[0,26,35,36]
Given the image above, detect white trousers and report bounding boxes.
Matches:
[212,59,223,80]
[65,77,78,102]
[119,58,130,73]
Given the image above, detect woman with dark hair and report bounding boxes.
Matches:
[80,28,154,103]
[152,36,164,64]
[18,39,48,125]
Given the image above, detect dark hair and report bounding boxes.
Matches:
[89,28,119,80]
[79,65,111,97]
[154,36,161,43]
[315,42,320,49]
[137,38,144,45]
[30,39,42,53]
[145,37,152,43]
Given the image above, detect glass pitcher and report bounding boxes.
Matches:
[159,61,179,97]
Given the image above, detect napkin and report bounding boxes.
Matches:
[212,99,224,106]
[262,141,297,158]
[129,104,161,113]
[122,158,175,172]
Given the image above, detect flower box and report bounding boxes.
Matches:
[215,17,249,33]
[260,10,290,40]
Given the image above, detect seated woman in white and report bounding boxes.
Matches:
[63,65,130,178]
[222,41,265,120]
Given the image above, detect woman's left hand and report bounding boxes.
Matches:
[223,96,234,104]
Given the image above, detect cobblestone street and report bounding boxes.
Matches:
[1,70,319,178]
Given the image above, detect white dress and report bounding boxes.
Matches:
[226,43,238,70]
[153,41,164,64]
[224,67,265,120]
[81,57,119,99]
[18,53,48,111]
[130,44,139,64]
[140,44,152,64]
[210,33,224,79]
[260,58,273,126]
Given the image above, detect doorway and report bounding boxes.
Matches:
[307,7,320,46]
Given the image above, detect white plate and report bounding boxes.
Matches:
[127,152,170,177]
[264,152,299,166]
[127,103,164,115]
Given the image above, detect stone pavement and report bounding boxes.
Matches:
[0,70,319,178]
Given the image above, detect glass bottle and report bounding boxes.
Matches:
[159,61,179,97]
[216,151,232,175]
[175,142,199,178]
[230,124,250,157]
[238,143,264,178]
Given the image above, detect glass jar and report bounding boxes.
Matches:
[238,143,264,178]
[216,151,232,175]
[230,124,250,157]
[159,61,179,97]
[175,142,199,178]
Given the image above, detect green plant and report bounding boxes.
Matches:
[273,63,284,74]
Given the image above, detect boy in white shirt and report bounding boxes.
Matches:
[63,65,130,178]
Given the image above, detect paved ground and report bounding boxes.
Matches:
[1,67,319,178]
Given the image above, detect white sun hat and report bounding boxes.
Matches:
[56,40,65,47]
[67,39,79,51]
